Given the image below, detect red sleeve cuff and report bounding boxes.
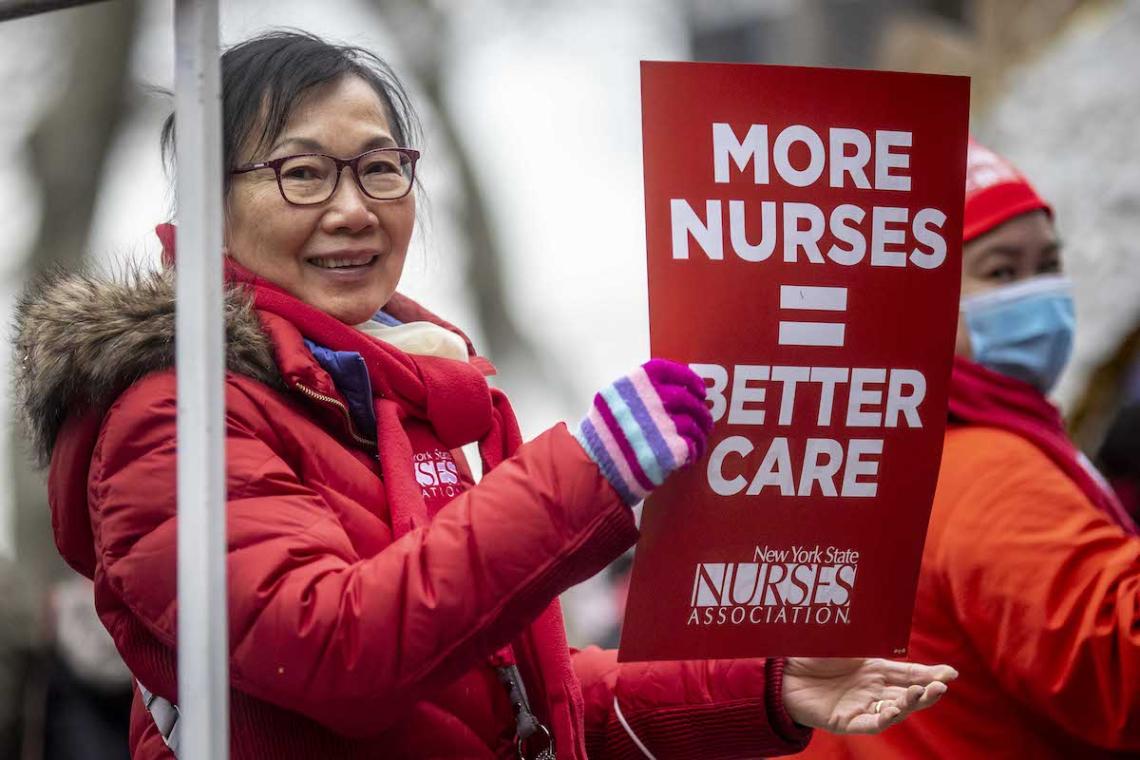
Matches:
[765,657,814,749]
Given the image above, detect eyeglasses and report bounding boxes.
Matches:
[230,147,420,205]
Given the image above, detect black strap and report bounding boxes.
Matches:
[495,664,555,759]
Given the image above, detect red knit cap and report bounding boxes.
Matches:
[963,137,1052,243]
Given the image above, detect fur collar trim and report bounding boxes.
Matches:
[12,266,280,465]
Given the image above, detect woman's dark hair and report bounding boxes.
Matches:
[161,30,420,196]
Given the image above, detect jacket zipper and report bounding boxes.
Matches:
[293,382,377,449]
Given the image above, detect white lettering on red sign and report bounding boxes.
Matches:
[671,123,947,270]
[691,363,927,499]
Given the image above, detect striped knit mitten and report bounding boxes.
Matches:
[573,359,714,505]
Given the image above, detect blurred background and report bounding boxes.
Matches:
[0,0,1137,756]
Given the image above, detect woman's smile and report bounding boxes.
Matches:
[305,250,382,277]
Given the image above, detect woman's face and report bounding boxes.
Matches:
[225,75,415,325]
[954,209,1062,357]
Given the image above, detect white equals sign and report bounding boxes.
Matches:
[778,285,848,347]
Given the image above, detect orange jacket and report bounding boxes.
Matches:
[799,425,1140,759]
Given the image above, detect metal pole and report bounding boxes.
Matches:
[174,1,228,758]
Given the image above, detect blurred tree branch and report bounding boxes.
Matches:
[877,0,1105,114]
[11,0,140,583]
[21,0,139,276]
[687,0,1106,117]
[366,0,579,408]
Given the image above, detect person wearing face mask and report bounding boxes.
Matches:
[797,140,1140,759]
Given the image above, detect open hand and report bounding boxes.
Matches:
[783,657,957,734]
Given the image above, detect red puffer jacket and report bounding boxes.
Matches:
[14,266,811,759]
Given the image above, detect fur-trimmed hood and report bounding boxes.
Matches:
[12,266,280,466]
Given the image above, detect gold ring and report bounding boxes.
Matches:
[872,700,886,714]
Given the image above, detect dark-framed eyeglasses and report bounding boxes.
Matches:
[229,147,420,205]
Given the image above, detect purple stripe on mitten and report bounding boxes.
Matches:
[572,359,713,505]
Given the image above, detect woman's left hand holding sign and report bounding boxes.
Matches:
[782,657,958,733]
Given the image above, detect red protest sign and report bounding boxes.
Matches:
[619,62,969,661]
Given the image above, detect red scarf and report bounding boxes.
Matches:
[254,285,523,536]
[245,271,585,757]
[949,356,1136,534]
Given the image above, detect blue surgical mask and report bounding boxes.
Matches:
[960,275,1075,394]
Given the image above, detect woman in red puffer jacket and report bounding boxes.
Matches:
[13,31,954,760]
